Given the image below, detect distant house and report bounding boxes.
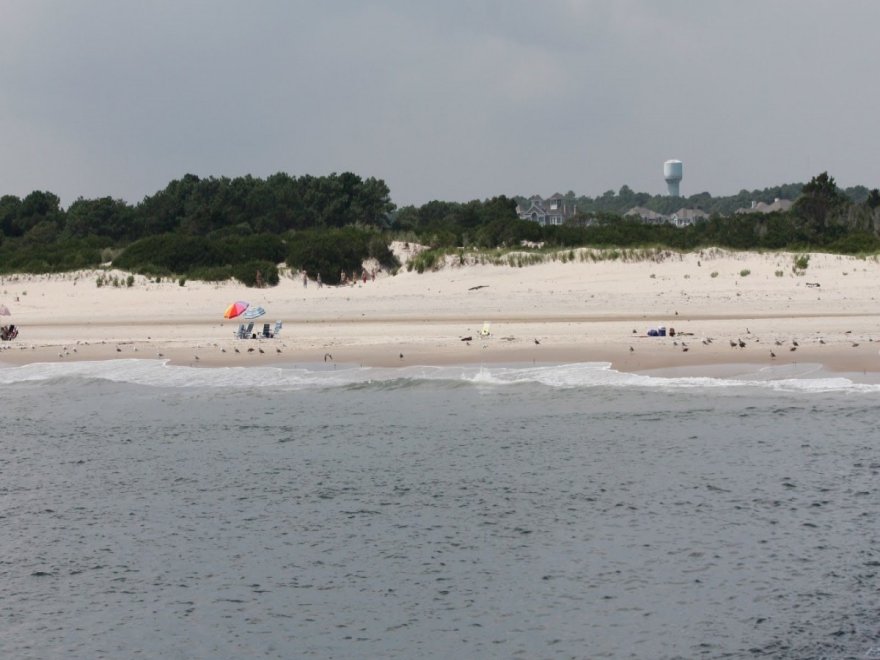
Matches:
[624,207,708,227]
[735,198,794,214]
[517,193,577,226]
[624,207,667,224]
[669,208,709,227]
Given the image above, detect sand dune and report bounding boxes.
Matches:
[2,247,879,373]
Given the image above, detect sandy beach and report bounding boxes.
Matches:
[2,246,879,373]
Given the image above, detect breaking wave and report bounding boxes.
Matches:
[1,359,879,394]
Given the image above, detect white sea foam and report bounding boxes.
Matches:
[1,358,879,394]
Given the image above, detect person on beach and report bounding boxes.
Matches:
[317,273,322,288]
[303,270,308,287]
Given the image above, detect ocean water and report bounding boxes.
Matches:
[1,360,879,659]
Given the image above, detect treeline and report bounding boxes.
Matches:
[0,172,399,283]
[520,180,875,217]
[395,173,880,254]
[1,171,879,285]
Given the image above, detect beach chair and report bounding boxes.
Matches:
[261,323,272,338]
[273,320,282,337]
[235,321,254,339]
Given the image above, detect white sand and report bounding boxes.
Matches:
[2,246,879,372]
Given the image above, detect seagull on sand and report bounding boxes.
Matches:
[234,347,240,353]
[276,347,282,354]
[738,339,746,348]
[629,346,634,352]
[247,347,255,353]
[790,346,797,352]
[258,347,265,354]
[792,340,799,346]
[399,353,404,359]
[770,351,776,358]
[729,340,737,348]
[534,338,540,345]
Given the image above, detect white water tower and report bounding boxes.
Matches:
[664,159,683,197]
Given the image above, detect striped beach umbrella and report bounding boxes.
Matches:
[223,301,249,319]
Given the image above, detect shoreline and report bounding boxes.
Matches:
[2,329,879,378]
[3,248,879,375]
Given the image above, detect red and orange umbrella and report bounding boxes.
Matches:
[223,301,250,319]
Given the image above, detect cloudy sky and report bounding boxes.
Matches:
[2,1,878,208]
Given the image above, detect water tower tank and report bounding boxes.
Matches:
[663,159,683,197]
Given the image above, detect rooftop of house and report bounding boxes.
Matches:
[735,198,794,214]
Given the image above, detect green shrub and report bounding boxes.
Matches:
[826,233,880,255]
[232,260,279,287]
[115,235,228,274]
[710,271,719,278]
[793,254,810,271]
[410,249,440,273]
[287,228,396,285]
[740,269,751,277]
[219,233,286,264]
[188,266,234,282]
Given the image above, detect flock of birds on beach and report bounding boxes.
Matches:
[626,329,868,358]
[0,326,875,365]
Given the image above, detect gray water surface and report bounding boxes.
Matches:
[2,367,879,659]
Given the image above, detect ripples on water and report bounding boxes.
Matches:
[1,362,878,659]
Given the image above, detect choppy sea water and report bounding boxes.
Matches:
[1,360,879,659]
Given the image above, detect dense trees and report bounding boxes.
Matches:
[523,179,870,218]
[1,170,879,283]
[0,172,397,282]
[286,227,397,285]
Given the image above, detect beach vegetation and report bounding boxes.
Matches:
[740,269,751,277]
[793,254,810,272]
[287,227,397,284]
[775,270,784,277]
[4,169,880,281]
[711,271,719,278]
[408,249,440,273]
[232,261,279,287]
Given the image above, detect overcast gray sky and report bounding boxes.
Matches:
[2,1,878,208]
